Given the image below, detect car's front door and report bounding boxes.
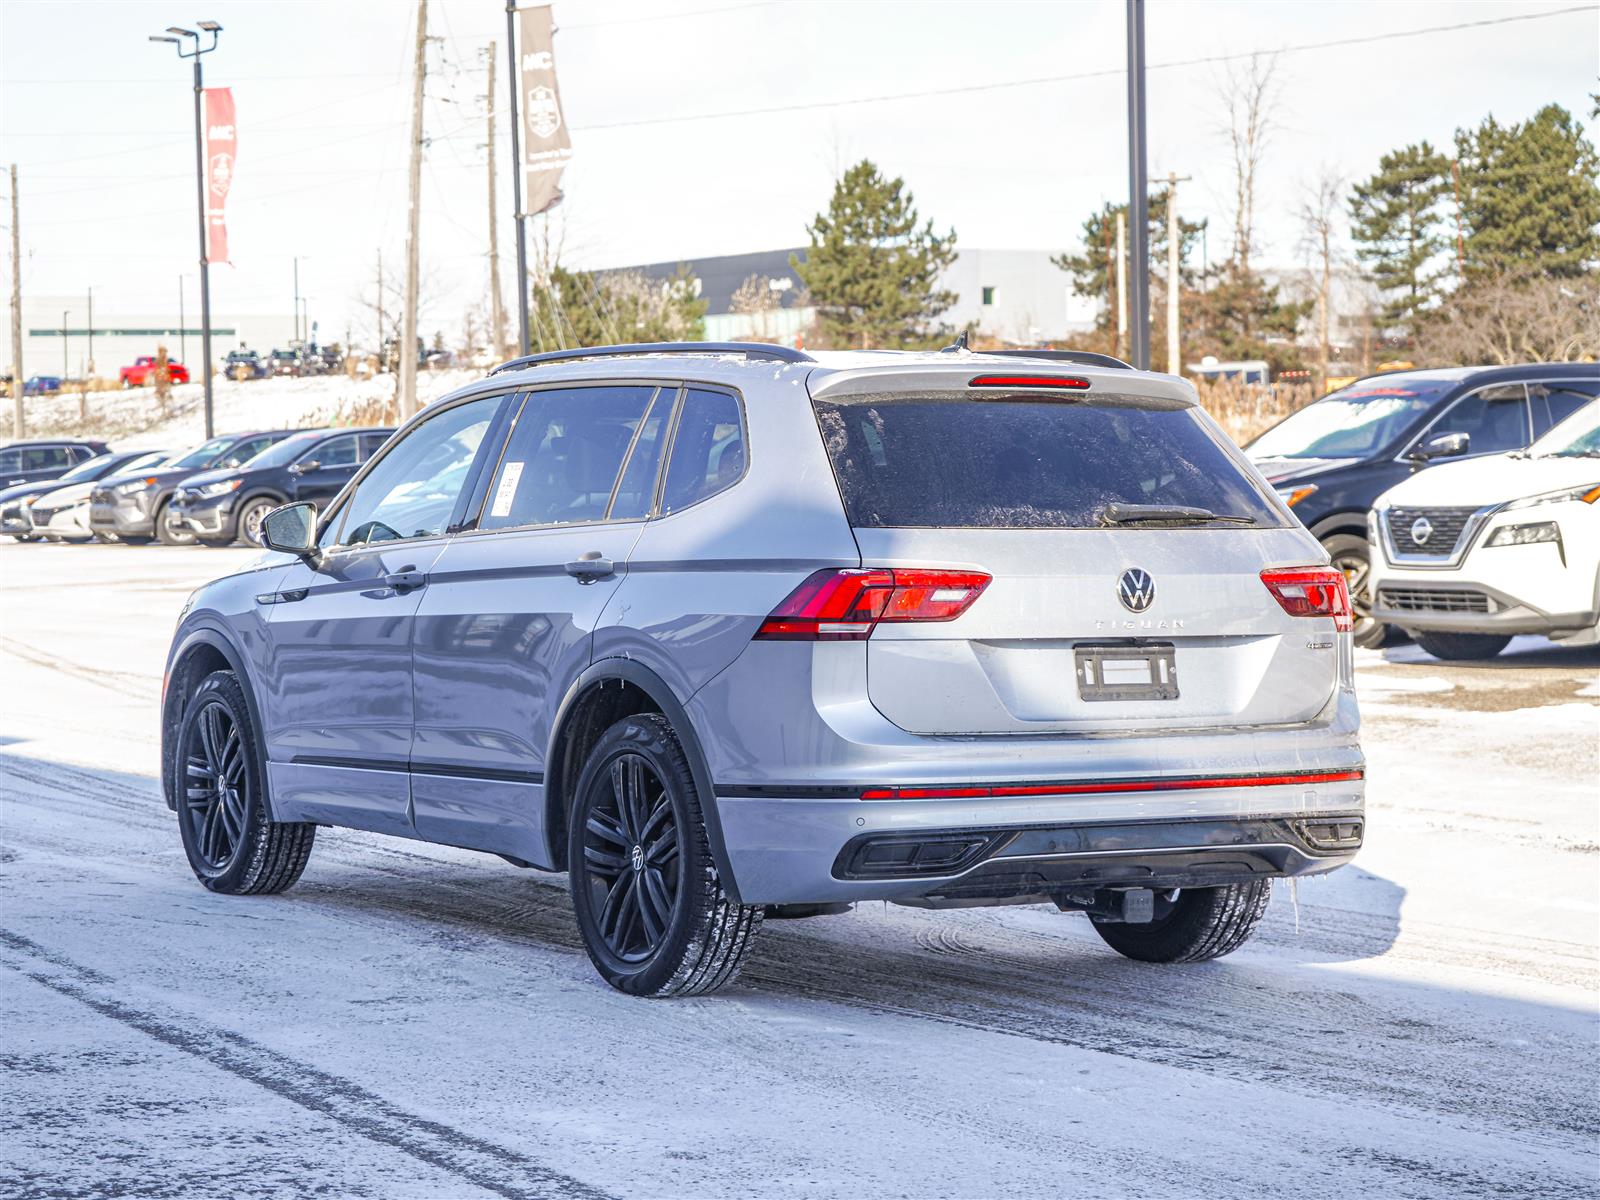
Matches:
[409,383,671,865]
[288,432,364,507]
[260,393,508,836]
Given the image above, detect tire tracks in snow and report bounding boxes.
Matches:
[0,929,613,1200]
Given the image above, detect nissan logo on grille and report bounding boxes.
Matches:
[1118,568,1155,612]
[1410,517,1434,546]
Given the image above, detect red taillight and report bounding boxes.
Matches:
[755,568,992,641]
[1260,566,1352,633]
[967,374,1090,390]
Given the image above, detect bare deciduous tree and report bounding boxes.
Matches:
[1414,270,1599,364]
[731,274,783,342]
[1216,52,1280,276]
[1298,168,1345,391]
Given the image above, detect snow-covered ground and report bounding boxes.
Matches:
[21,368,481,448]
[1,542,1596,1199]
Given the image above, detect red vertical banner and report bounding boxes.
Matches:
[203,88,236,265]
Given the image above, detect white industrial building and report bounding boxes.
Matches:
[10,295,289,383]
[621,248,1097,346]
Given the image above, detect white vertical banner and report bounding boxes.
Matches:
[518,5,571,216]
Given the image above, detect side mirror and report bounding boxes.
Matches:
[287,460,318,476]
[1409,431,1469,463]
[259,501,318,557]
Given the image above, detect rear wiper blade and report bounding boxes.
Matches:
[1100,502,1256,526]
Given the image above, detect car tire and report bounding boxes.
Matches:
[1321,533,1390,650]
[568,713,762,997]
[154,499,196,546]
[9,533,41,543]
[234,497,275,547]
[1090,880,1271,963]
[174,670,316,894]
[1413,631,1512,661]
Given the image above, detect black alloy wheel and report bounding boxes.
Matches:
[182,698,250,872]
[174,670,316,893]
[581,752,682,963]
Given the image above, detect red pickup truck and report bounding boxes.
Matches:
[120,356,191,387]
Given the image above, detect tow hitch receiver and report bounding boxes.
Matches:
[1120,889,1155,923]
[1058,887,1158,923]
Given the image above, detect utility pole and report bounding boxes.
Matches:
[86,286,94,379]
[1164,172,1190,376]
[178,275,186,364]
[61,309,68,379]
[505,0,529,355]
[1124,0,1151,370]
[9,164,22,437]
[485,42,507,361]
[1115,211,1128,361]
[1450,158,1467,278]
[376,249,385,370]
[292,256,301,344]
[398,0,427,418]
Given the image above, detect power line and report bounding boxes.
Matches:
[571,4,1594,132]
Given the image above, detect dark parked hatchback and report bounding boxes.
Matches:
[0,438,107,488]
[1248,363,1600,645]
[90,430,303,546]
[168,426,394,545]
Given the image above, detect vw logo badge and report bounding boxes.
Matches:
[1118,568,1155,613]
[1410,517,1434,546]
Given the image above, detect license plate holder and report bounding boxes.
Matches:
[1074,641,1179,702]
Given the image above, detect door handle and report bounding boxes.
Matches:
[384,569,428,594]
[564,552,614,583]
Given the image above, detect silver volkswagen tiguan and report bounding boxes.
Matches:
[162,343,1364,996]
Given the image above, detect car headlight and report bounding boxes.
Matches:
[194,479,243,498]
[115,477,158,496]
[1275,484,1318,508]
[1485,521,1560,548]
[1502,483,1600,510]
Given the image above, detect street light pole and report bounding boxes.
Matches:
[61,309,68,379]
[178,275,186,364]
[505,0,530,356]
[1125,0,1150,370]
[152,22,222,437]
[293,255,300,344]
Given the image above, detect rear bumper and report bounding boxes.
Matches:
[714,774,1365,904]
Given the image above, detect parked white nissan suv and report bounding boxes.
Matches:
[1371,399,1600,659]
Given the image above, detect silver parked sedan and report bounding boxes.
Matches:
[160,343,1364,996]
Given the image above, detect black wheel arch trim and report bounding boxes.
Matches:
[1310,511,1371,540]
[546,656,742,904]
[162,623,272,818]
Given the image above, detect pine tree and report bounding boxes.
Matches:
[792,160,957,349]
[1052,191,1204,329]
[1455,104,1600,276]
[1347,142,1450,332]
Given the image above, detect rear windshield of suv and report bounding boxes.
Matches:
[812,395,1283,529]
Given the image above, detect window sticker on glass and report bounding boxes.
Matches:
[491,461,525,517]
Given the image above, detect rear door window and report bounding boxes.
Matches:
[308,434,360,468]
[607,387,674,522]
[358,432,391,460]
[1531,381,1600,437]
[813,395,1283,529]
[23,446,71,472]
[478,385,656,531]
[660,388,745,515]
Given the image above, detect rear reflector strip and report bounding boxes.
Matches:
[859,769,1364,801]
[967,373,1090,390]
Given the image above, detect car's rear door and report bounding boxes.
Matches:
[408,383,667,865]
[810,377,1341,736]
[260,393,508,835]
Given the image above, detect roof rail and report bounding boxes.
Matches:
[985,348,1133,371]
[488,341,815,376]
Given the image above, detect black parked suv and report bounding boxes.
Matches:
[1248,363,1600,646]
[0,439,107,488]
[168,426,393,546]
[90,430,302,546]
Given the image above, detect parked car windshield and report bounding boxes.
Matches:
[1247,379,1455,459]
[1528,399,1600,457]
[239,430,324,469]
[812,395,1284,529]
[169,436,234,470]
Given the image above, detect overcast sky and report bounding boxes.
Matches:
[1,0,1595,348]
